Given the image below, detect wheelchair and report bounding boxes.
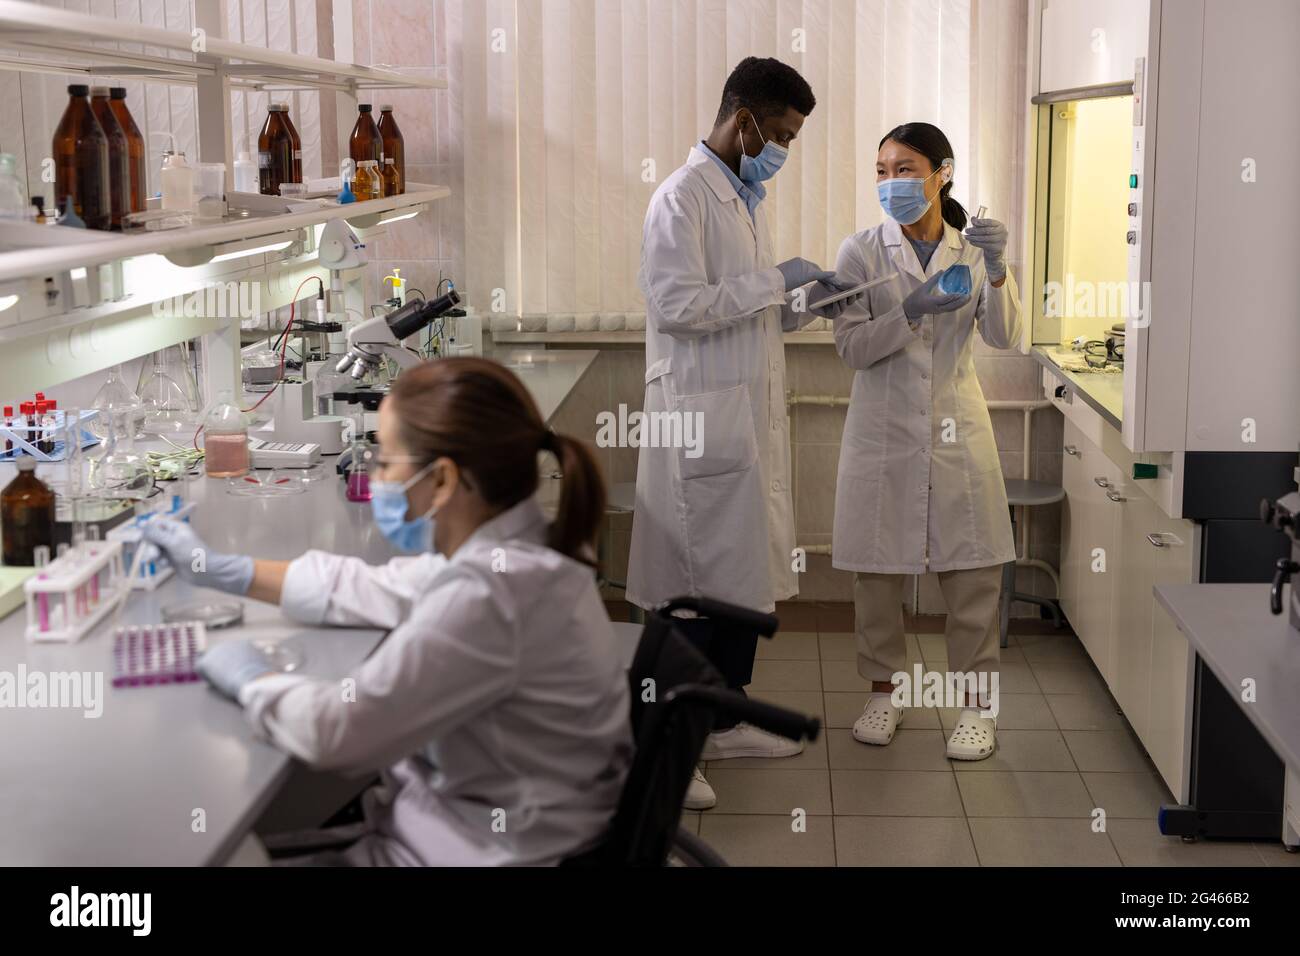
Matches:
[563,595,822,867]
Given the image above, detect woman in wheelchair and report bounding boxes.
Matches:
[142,358,632,866]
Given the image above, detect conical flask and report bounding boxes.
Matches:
[89,364,145,440]
[137,350,195,434]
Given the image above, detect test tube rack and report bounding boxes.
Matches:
[105,496,198,590]
[0,409,99,462]
[23,539,127,644]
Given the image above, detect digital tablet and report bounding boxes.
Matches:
[808,272,899,310]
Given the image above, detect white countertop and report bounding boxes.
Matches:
[0,348,602,865]
[1032,346,1124,430]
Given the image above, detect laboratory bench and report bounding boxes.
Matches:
[0,347,605,866]
[1032,345,1123,432]
[1153,583,1300,846]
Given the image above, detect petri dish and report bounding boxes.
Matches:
[227,468,307,497]
[162,600,245,629]
[251,639,304,673]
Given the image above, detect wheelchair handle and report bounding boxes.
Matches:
[664,684,821,743]
[655,596,780,638]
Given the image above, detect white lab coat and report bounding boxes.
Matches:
[831,218,1021,574]
[239,496,632,866]
[627,146,813,613]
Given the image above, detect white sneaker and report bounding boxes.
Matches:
[852,692,903,745]
[946,708,997,761]
[683,766,716,810]
[699,722,805,760]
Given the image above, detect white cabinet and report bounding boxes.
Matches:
[1147,519,1196,802]
[1060,418,1123,686]
[1060,411,1197,797]
[1038,0,1148,93]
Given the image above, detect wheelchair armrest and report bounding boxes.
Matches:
[655,596,779,638]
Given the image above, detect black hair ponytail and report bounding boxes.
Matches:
[879,121,967,230]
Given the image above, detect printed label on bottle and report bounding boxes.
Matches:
[258,152,271,168]
[293,150,302,160]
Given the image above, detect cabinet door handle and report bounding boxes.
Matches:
[1064,444,1079,456]
[1107,490,1126,502]
[1147,531,1183,548]
[1094,477,1110,488]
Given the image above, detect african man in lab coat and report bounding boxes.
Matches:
[832,122,1022,762]
[627,58,862,809]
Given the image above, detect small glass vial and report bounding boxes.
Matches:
[353,160,382,201]
[346,438,372,502]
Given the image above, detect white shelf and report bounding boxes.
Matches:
[0,183,449,283]
[0,0,446,92]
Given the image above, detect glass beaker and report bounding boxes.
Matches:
[202,390,249,479]
[137,349,197,434]
[89,364,145,440]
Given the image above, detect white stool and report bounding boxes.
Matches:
[999,478,1065,647]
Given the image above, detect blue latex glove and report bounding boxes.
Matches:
[196,640,276,700]
[963,216,1008,281]
[902,272,970,322]
[807,278,865,319]
[776,257,835,292]
[139,518,255,595]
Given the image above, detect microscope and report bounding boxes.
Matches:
[262,220,460,454]
[335,289,462,381]
[1262,486,1300,629]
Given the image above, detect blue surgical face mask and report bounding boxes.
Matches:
[369,461,438,553]
[738,112,787,183]
[877,163,949,225]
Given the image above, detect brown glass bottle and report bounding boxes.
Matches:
[349,104,382,166]
[108,88,148,214]
[1,457,54,567]
[377,105,405,194]
[277,103,303,183]
[52,84,111,231]
[257,105,294,196]
[89,87,129,230]
[380,158,401,197]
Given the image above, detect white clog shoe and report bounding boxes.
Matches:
[852,692,903,746]
[946,708,997,761]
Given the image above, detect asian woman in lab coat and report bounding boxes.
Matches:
[142,358,632,865]
[831,123,1022,761]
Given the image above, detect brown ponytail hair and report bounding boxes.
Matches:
[388,358,607,566]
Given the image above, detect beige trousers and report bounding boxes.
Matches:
[853,566,1002,683]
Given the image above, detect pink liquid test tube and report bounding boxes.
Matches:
[36,575,49,631]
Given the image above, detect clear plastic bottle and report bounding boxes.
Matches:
[161,149,193,211]
[2,456,55,566]
[0,152,26,219]
[202,391,249,479]
[233,138,258,194]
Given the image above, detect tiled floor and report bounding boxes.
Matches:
[683,622,1300,867]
